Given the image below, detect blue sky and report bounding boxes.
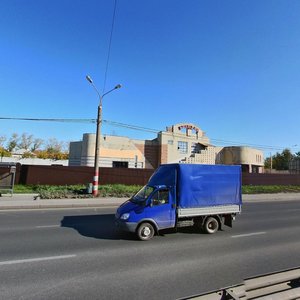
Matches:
[0,0,299,156]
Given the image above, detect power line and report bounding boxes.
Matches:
[103,120,291,151]
[0,116,295,151]
[102,0,118,94]
[210,138,285,150]
[103,120,158,133]
[0,116,157,131]
[0,117,94,123]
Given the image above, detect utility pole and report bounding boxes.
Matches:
[86,75,121,196]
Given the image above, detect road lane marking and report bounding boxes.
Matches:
[36,225,60,228]
[0,254,76,266]
[231,232,266,238]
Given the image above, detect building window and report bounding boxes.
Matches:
[178,141,188,154]
[112,161,128,168]
[191,143,201,154]
[168,140,173,145]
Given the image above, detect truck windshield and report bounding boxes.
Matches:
[131,185,155,204]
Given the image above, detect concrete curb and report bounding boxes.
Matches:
[242,193,300,202]
[0,203,121,210]
[0,194,127,210]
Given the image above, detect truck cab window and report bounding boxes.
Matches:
[152,189,169,206]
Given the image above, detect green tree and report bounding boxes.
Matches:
[35,149,69,160]
[31,138,43,152]
[3,133,69,160]
[22,151,36,158]
[19,133,34,150]
[7,133,19,152]
[0,147,11,158]
[34,138,69,160]
[0,136,11,159]
[271,149,294,170]
[264,157,271,169]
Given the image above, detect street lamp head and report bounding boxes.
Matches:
[115,84,122,89]
[86,75,93,84]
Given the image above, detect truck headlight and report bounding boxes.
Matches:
[120,213,130,220]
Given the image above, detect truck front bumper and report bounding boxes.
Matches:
[115,219,138,233]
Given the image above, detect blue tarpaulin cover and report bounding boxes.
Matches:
[148,164,242,208]
[148,164,177,187]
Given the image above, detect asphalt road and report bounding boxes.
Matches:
[0,200,300,300]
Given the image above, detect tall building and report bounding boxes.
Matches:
[69,122,264,173]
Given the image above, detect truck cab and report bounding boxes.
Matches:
[115,184,176,240]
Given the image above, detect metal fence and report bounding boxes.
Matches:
[185,266,300,300]
[0,163,16,196]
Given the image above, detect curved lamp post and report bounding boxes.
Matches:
[86,75,122,196]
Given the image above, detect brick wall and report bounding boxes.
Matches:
[242,173,300,185]
[10,164,300,186]
[19,165,93,185]
[16,165,154,186]
[159,144,168,164]
[99,168,153,185]
[144,142,159,169]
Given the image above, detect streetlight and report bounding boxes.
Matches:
[86,75,122,196]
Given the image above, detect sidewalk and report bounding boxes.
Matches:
[0,193,299,210]
[0,194,127,210]
[242,193,300,202]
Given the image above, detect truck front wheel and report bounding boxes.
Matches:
[204,217,219,234]
[137,222,155,241]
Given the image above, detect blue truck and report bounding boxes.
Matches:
[115,164,242,241]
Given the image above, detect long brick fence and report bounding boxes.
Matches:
[242,173,300,185]
[1,164,300,186]
[13,164,154,186]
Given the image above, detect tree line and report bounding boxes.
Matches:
[264,149,300,170]
[0,133,69,160]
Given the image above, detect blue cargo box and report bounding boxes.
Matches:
[148,164,242,209]
[177,164,241,208]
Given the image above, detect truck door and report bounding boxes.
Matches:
[147,188,176,229]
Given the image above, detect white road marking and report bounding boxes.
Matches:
[0,254,76,266]
[36,225,60,228]
[231,232,266,238]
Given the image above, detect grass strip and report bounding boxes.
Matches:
[6,184,300,199]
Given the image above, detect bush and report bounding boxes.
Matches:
[13,185,38,194]
[12,184,300,199]
[0,147,11,157]
[36,185,91,199]
[242,185,300,194]
[36,184,142,199]
[98,184,141,197]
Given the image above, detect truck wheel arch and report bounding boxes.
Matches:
[203,215,222,233]
[136,219,159,235]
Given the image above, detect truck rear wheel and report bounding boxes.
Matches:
[204,217,219,234]
[137,222,154,241]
